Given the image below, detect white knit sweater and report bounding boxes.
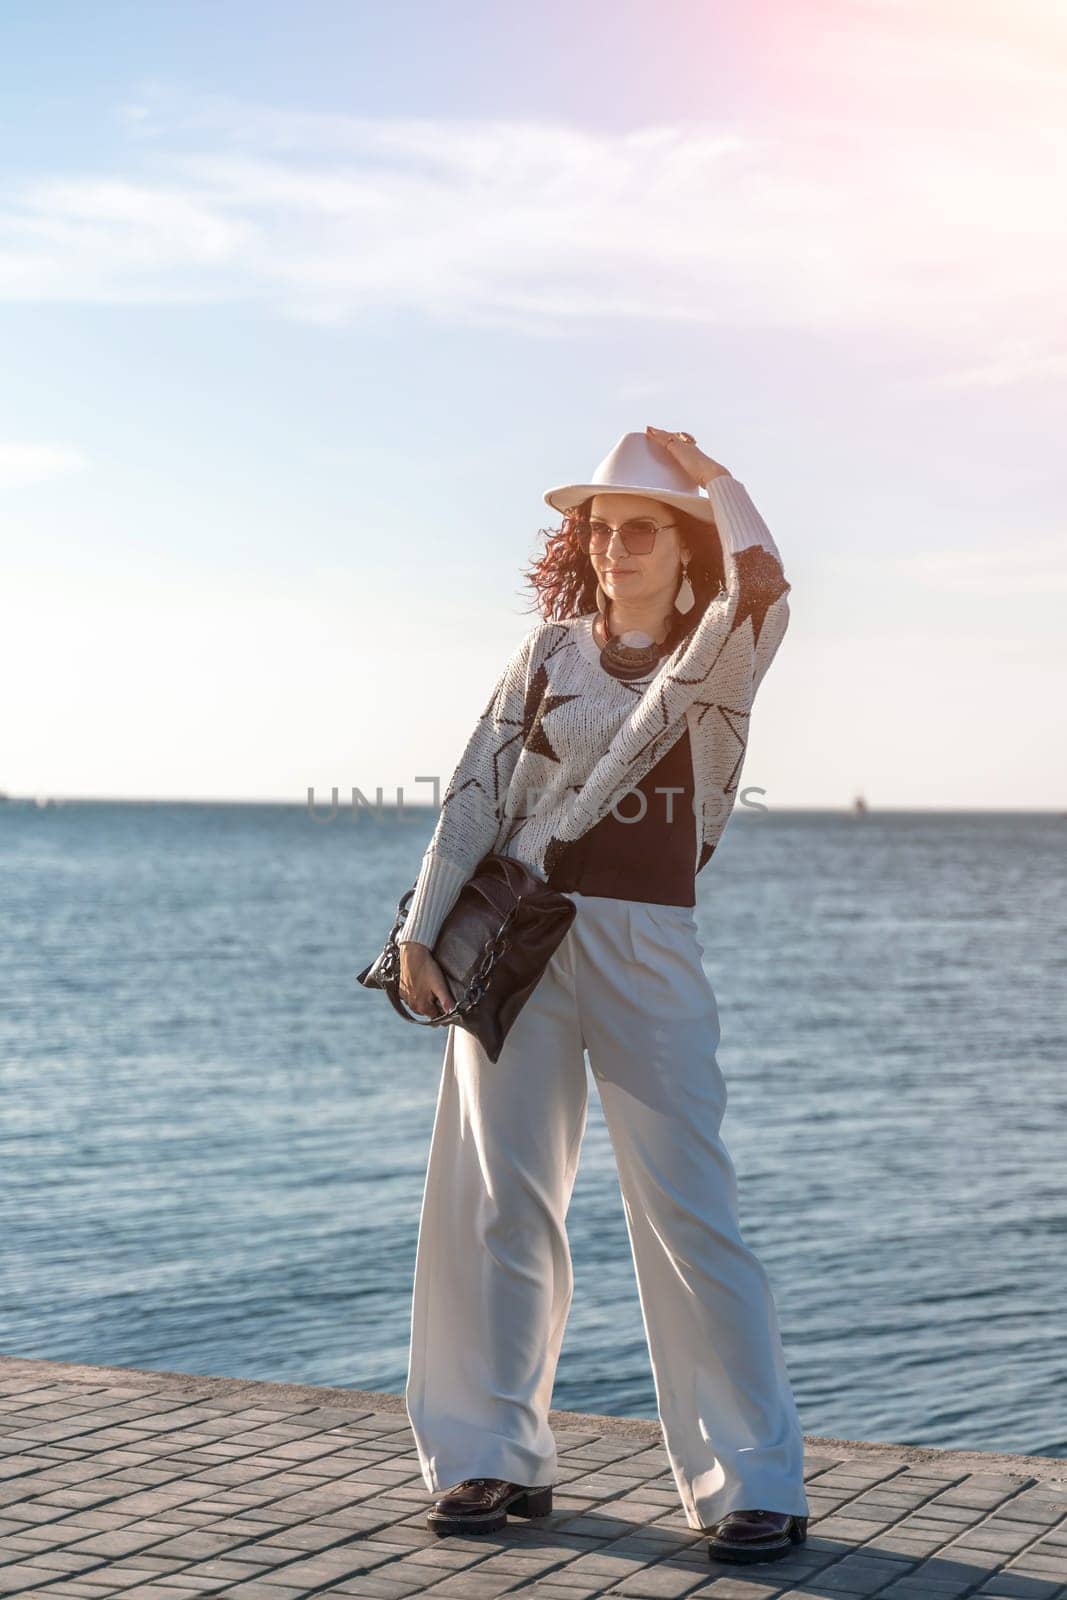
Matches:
[397,472,791,947]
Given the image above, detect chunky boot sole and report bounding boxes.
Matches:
[427,1484,553,1537]
[706,1513,808,1564]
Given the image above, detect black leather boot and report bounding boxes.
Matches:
[703,1507,808,1563]
[427,1476,553,1535]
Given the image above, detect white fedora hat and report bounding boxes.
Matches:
[543,430,717,524]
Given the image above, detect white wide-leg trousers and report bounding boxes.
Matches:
[405,889,809,1530]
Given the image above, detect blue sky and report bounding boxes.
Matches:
[2,0,1064,807]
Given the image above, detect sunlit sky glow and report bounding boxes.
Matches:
[2,0,1064,808]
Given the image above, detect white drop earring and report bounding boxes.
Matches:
[674,558,695,615]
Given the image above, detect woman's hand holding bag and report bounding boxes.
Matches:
[356,852,578,1063]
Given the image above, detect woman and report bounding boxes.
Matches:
[394,425,808,1567]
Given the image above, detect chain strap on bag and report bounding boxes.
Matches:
[356,852,577,1063]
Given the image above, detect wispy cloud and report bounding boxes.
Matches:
[1,3,1063,376]
[936,343,1067,390]
[0,442,86,489]
[892,534,1067,595]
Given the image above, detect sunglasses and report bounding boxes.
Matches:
[571,515,678,556]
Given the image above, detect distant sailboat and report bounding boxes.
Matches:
[852,793,868,815]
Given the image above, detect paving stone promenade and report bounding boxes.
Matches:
[0,1357,1064,1600]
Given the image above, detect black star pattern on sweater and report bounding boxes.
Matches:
[394,478,796,954]
[542,833,571,879]
[731,545,791,646]
[522,662,580,763]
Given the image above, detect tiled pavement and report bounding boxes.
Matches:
[0,1357,1064,1600]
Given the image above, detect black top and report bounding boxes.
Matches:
[545,724,709,907]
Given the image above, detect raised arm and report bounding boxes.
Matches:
[397,622,542,948]
[687,467,791,700]
[546,444,791,849]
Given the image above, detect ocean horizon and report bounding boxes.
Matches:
[2,800,1064,1459]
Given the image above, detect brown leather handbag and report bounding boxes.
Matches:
[356,851,577,1063]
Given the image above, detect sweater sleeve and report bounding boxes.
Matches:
[396,623,540,948]
[640,470,791,712]
[544,473,790,853]
[699,472,791,697]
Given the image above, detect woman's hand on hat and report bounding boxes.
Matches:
[645,425,730,488]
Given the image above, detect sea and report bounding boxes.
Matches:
[2,799,1064,1459]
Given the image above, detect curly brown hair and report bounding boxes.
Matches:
[518,497,726,653]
